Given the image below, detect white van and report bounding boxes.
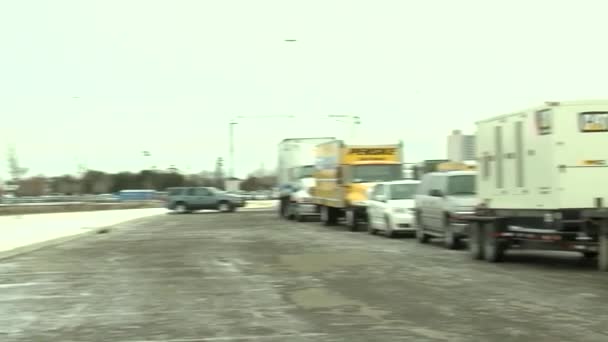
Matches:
[414,170,478,248]
[367,180,420,238]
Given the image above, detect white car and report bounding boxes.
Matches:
[366,180,420,238]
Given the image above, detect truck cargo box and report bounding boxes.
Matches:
[476,100,608,210]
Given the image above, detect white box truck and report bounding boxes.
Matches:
[467,100,608,269]
[276,137,335,220]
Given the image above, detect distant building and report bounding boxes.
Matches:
[224,177,243,192]
[447,130,476,162]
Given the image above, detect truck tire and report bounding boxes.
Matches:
[320,206,337,226]
[583,251,598,259]
[483,221,506,262]
[444,215,461,249]
[416,212,430,243]
[469,222,484,260]
[345,208,359,231]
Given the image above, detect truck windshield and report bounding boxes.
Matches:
[351,165,401,183]
[447,175,476,195]
[390,183,417,199]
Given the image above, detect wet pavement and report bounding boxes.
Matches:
[1,209,608,341]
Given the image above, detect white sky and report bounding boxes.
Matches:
[1,0,607,179]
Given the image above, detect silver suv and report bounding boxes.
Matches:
[166,187,245,213]
[414,171,478,249]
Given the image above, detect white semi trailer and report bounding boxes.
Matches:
[466,100,608,270]
[276,137,335,220]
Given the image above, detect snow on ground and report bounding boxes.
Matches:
[0,201,277,255]
[0,208,167,254]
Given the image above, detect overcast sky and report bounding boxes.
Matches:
[1,0,607,179]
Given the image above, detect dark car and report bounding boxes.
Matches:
[166,187,246,213]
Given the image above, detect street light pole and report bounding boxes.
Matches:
[228,120,237,178]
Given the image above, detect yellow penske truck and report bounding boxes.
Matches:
[312,140,404,231]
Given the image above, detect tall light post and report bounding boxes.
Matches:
[228,115,296,178]
[228,120,237,178]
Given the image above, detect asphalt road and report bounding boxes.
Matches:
[1,208,608,341]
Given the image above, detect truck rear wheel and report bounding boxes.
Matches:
[320,206,337,226]
[345,208,359,231]
[484,221,506,262]
[469,222,484,260]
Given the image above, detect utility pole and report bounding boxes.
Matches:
[229,120,237,178]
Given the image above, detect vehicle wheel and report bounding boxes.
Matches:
[279,197,289,219]
[367,223,377,235]
[583,251,598,259]
[286,203,296,220]
[320,206,336,226]
[484,221,506,262]
[345,208,359,231]
[175,202,189,214]
[444,217,460,249]
[469,222,484,260]
[218,201,231,213]
[416,213,430,243]
[385,216,396,238]
[295,205,305,222]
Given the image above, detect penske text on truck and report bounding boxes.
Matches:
[312,140,403,230]
[465,100,608,270]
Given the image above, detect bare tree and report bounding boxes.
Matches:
[7,144,28,182]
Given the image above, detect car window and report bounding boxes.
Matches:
[390,183,417,200]
[447,175,476,195]
[194,188,212,196]
[373,184,385,199]
[185,188,196,196]
[168,188,183,196]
